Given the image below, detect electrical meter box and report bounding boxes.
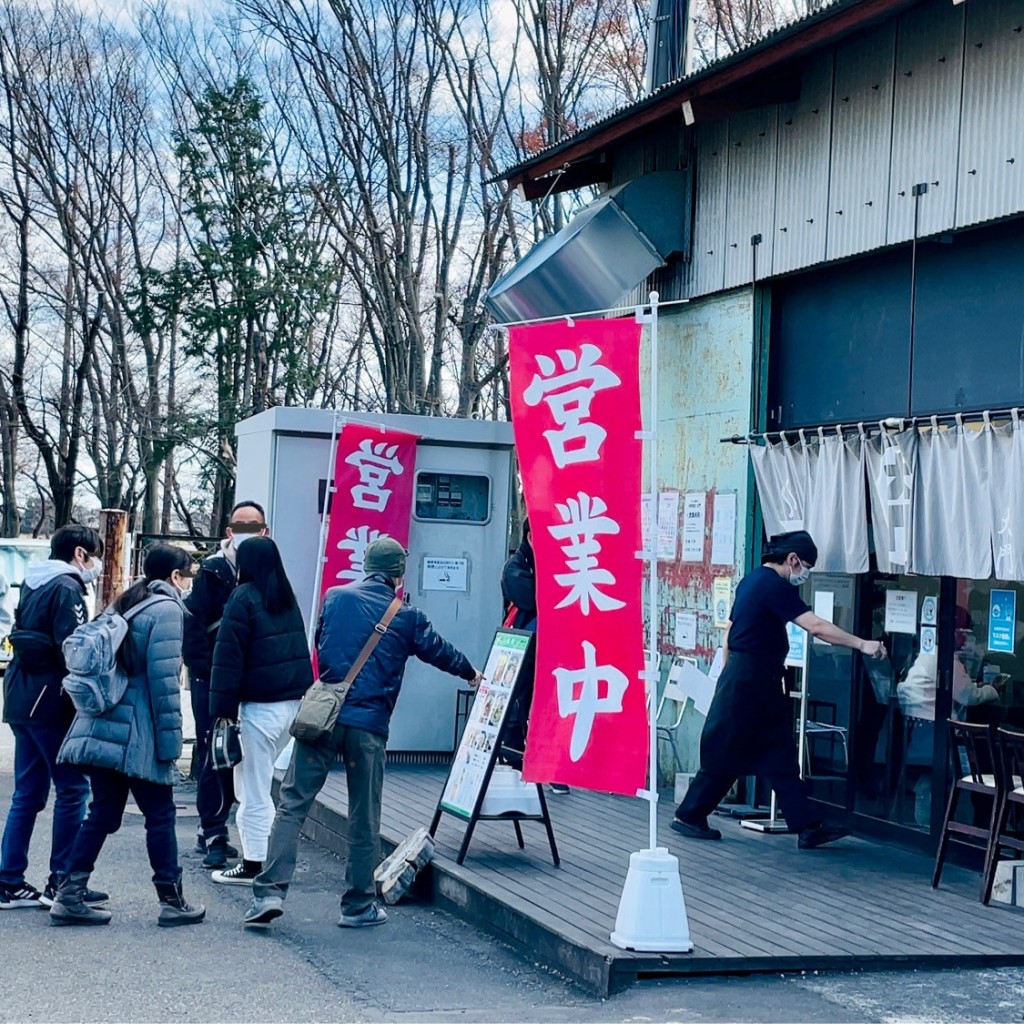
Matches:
[235,408,516,754]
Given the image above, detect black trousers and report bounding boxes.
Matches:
[676,759,819,833]
[68,767,179,885]
[190,675,234,840]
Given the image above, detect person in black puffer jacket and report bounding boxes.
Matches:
[182,499,268,868]
[244,537,480,931]
[209,538,313,886]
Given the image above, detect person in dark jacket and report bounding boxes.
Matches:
[244,537,481,929]
[50,544,205,928]
[183,499,268,868]
[0,525,103,910]
[672,531,885,850]
[208,537,313,886]
[499,520,569,795]
[499,521,535,764]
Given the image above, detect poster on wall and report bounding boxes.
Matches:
[712,577,731,628]
[710,493,737,567]
[657,491,680,560]
[884,589,918,635]
[988,589,1017,654]
[682,492,706,562]
[440,629,532,820]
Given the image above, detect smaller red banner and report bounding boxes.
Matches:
[320,423,420,603]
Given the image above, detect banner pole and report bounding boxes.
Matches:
[308,411,343,650]
[646,290,660,854]
[610,291,692,954]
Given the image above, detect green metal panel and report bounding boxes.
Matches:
[641,289,756,777]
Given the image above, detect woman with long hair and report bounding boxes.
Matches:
[50,543,205,927]
[208,537,312,885]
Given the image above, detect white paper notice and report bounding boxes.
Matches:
[710,493,737,566]
[813,591,835,645]
[677,659,717,717]
[422,557,469,592]
[682,493,706,563]
[675,611,698,650]
[884,589,918,635]
[641,493,654,553]
[657,491,680,560]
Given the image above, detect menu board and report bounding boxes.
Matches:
[440,629,532,820]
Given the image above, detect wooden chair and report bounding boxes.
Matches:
[932,720,999,900]
[982,726,1024,905]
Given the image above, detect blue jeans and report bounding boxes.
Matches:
[0,722,90,889]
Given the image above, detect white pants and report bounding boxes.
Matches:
[234,700,301,862]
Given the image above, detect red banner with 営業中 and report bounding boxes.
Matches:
[509,318,647,796]
[320,423,420,603]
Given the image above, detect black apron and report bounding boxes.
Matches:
[698,651,796,776]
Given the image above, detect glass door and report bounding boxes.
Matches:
[852,574,946,834]
[803,573,857,811]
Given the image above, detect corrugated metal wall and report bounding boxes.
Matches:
[957,0,1024,227]
[678,0,1024,297]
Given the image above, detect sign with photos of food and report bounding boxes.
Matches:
[440,629,532,819]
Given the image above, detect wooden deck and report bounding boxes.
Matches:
[300,764,1024,996]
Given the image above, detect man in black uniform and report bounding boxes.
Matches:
[183,500,268,868]
[672,531,885,849]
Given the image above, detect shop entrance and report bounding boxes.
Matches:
[801,572,1024,848]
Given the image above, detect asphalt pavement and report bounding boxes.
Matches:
[0,770,1023,1022]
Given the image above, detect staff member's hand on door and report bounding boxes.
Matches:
[861,639,886,660]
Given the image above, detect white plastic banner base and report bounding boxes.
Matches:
[610,848,693,953]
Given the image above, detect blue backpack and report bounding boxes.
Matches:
[61,595,171,717]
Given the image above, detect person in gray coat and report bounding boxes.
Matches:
[49,544,206,928]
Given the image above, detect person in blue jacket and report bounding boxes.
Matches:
[244,537,481,929]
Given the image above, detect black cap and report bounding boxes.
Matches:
[765,530,818,567]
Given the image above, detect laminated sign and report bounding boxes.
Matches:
[509,318,647,795]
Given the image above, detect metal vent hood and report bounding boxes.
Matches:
[485,170,690,324]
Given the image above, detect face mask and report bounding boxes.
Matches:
[174,574,193,598]
[80,557,103,585]
[789,562,810,587]
[232,533,255,551]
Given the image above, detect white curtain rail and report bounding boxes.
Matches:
[720,406,1021,445]
[487,296,690,331]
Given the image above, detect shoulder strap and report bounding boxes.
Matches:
[121,593,175,623]
[342,597,404,687]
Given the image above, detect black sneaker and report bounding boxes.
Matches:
[0,883,44,909]
[549,784,571,795]
[40,882,109,908]
[211,861,261,886]
[670,817,723,841]
[201,836,237,870]
[798,824,849,850]
[194,835,207,855]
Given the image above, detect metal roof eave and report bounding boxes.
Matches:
[498,0,919,192]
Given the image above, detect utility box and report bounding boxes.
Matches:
[235,408,516,754]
